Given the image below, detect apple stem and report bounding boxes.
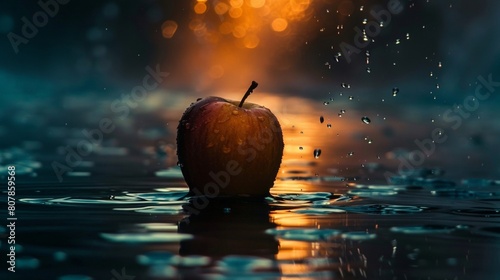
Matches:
[238,81,258,107]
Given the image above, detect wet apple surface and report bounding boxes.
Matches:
[177,82,284,197]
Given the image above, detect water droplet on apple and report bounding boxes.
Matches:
[207,143,214,148]
[257,116,265,121]
[214,129,220,134]
[320,116,324,123]
[237,139,243,145]
[232,110,239,115]
[299,146,303,150]
[314,149,322,159]
[185,123,191,129]
[361,116,371,124]
[222,146,231,153]
[220,136,225,141]
[327,124,332,128]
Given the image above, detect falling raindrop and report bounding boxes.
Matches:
[438,61,442,68]
[313,149,322,159]
[366,67,371,73]
[395,39,400,44]
[348,152,354,156]
[109,195,115,200]
[327,124,332,128]
[406,33,410,40]
[348,96,353,100]
[340,109,346,114]
[323,101,329,105]
[361,116,371,124]
[362,18,367,24]
[338,113,342,118]
[320,116,324,123]
[360,5,364,11]
[436,84,440,89]
[341,83,350,88]
[392,87,399,96]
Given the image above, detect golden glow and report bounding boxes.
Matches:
[250,0,266,8]
[161,20,178,39]
[214,2,230,15]
[208,65,224,79]
[232,24,247,38]
[194,2,207,14]
[230,0,244,8]
[219,22,233,34]
[229,7,243,18]
[271,18,288,32]
[243,34,260,48]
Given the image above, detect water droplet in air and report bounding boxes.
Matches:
[392,87,399,96]
[362,18,367,24]
[299,146,303,150]
[323,101,329,105]
[313,149,322,159]
[395,39,400,44]
[177,161,183,168]
[361,116,371,124]
[348,96,353,100]
[348,152,354,156]
[438,61,442,68]
[340,109,346,114]
[320,116,324,123]
[327,124,332,128]
[341,83,350,88]
[109,195,115,200]
[436,84,440,89]
[366,67,371,73]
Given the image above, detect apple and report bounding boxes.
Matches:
[176,81,284,197]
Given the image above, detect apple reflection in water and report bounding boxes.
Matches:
[178,197,278,257]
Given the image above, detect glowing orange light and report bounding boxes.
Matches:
[214,2,230,15]
[230,0,244,8]
[229,7,243,18]
[161,20,178,39]
[194,2,207,14]
[219,22,233,34]
[209,65,224,79]
[232,24,246,38]
[250,0,266,8]
[243,34,260,48]
[290,0,311,12]
[271,18,288,32]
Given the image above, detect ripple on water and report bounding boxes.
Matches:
[101,232,193,243]
[293,207,346,215]
[217,255,276,272]
[266,228,341,241]
[341,231,377,240]
[348,185,399,196]
[450,208,500,217]
[343,204,426,215]
[390,225,459,234]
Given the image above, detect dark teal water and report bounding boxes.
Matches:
[1,149,500,280]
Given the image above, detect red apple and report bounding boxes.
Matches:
[176,81,284,197]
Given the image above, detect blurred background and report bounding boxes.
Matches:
[1,0,500,183]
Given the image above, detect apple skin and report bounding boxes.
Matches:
[176,96,284,197]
